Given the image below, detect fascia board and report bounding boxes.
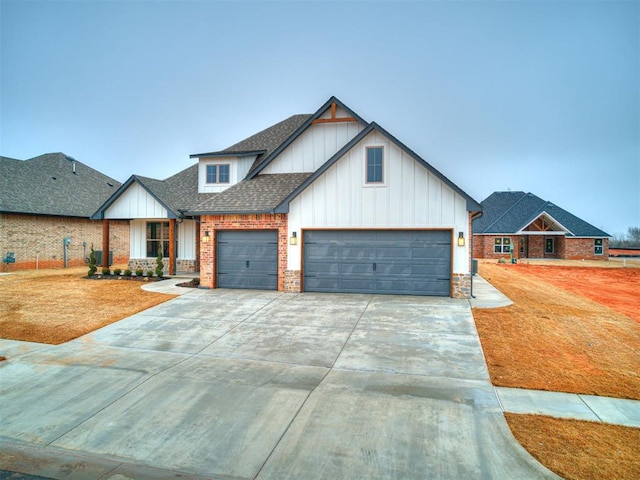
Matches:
[517,210,573,236]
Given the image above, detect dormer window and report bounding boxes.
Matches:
[206,164,230,184]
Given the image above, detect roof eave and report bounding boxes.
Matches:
[189,150,266,159]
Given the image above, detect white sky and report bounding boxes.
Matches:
[1,0,638,235]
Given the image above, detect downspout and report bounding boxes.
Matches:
[470,211,484,299]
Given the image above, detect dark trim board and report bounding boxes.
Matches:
[301,229,453,296]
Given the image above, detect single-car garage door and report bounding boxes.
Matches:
[303,230,451,296]
[217,230,278,290]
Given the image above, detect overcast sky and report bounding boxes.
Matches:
[1,0,638,236]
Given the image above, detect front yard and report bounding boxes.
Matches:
[0,267,176,344]
[474,261,640,480]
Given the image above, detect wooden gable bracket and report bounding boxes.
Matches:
[312,102,358,124]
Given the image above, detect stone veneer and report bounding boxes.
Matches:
[128,258,198,274]
[451,273,471,299]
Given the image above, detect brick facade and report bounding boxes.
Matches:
[473,234,609,261]
[199,214,289,290]
[0,213,129,270]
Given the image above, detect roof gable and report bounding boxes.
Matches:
[246,96,368,179]
[274,122,482,213]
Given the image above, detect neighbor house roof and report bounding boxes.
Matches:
[473,191,610,237]
[0,153,120,218]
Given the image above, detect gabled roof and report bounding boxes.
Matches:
[0,153,120,218]
[273,122,483,213]
[246,96,368,179]
[473,191,610,237]
[187,173,312,215]
[92,164,210,219]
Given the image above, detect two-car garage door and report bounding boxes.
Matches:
[303,230,451,296]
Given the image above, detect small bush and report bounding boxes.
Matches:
[498,257,506,264]
[147,269,154,277]
[102,267,111,275]
[88,245,97,276]
[135,268,144,277]
[124,269,132,277]
[113,267,122,276]
[155,251,164,277]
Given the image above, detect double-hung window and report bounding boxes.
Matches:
[146,222,170,258]
[366,147,384,184]
[594,239,603,255]
[494,237,511,253]
[206,164,230,184]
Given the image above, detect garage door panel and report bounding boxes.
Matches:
[217,231,278,290]
[303,230,451,296]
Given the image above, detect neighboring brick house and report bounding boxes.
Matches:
[473,191,611,261]
[0,153,129,270]
[94,97,483,297]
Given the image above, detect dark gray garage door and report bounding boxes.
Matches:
[217,231,278,290]
[303,230,451,296]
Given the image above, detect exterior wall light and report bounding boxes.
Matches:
[290,231,298,245]
[457,231,465,247]
[202,230,211,243]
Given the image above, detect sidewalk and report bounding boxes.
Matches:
[472,274,640,428]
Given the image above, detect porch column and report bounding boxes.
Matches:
[169,218,176,275]
[102,219,110,268]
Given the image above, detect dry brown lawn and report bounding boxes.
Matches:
[0,267,175,344]
[474,262,640,399]
[474,261,640,479]
[505,414,640,480]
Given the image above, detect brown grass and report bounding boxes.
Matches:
[0,267,175,344]
[474,262,640,400]
[474,261,640,479]
[506,413,640,480]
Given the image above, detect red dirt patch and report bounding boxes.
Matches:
[511,264,640,323]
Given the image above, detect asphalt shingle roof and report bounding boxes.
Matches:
[474,191,610,237]
[188,173,313,214]
[191,114,312,175]
[0,153,120,217]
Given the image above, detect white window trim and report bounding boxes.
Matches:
[205,163,231,184]
[494,237,512,254]
[594,238,604,256]
[364,145,386,187]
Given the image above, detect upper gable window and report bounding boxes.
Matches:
[366,146,384,184]
[206,164,230,184]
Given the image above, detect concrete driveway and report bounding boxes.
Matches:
[0,290,559,479]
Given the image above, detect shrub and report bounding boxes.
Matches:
[88,245,97,276]
[113,267,122,276]
[498,257,506,264]
[102,267,111,275]
[124,269,132,277]
[147,269,154,277]
[135,268,144,277]
[155,251,164,277]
